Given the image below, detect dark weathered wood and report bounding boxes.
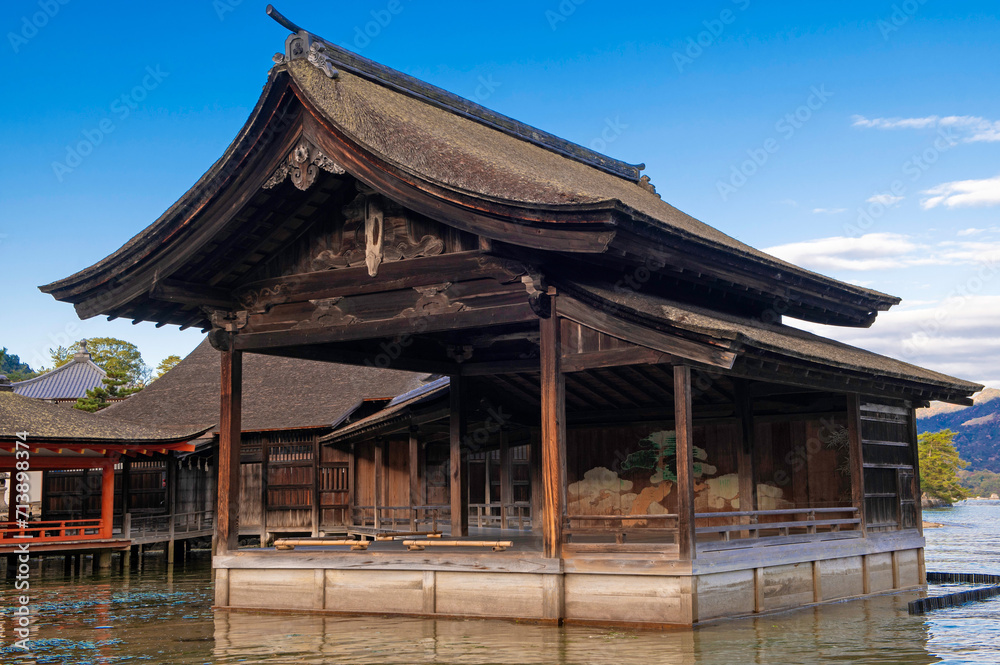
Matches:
[408,428,421,530]
[557,297,736,369]
[499,428,512,530]
[311,435,321,537]
[260,435,269,543]
[216,346,243,555]
[674,365,696,561]
[234,303,538,351]
[560,346,672,373]
[734,379,757,527]
[539,306,566,558]
[847,394,868,535]
[373,439,384,531]
[449,376,469,537]
[908,405,924,537]
[149,279,234,308]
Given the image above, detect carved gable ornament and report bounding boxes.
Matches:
[311,193,445,277]
[264,139,346,191]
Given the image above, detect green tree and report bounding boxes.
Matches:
[154,354,182,379]
[48,338,151,388]
[918,429,969,504]
[0,347,37,381]
[75,367,142,412]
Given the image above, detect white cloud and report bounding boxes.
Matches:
[778,198,799,207]
[866,194,904,206]
[791,295,1000,386]
[852,114,1000,143]
[812,207,848,214]
[765,233,1000,272]
[765,233,921,271]
[958,228,985,236]
[921,175,1000,209]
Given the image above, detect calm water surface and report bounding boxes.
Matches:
[3,504,1000,664]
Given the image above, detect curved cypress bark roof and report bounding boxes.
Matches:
[39,21,899,329]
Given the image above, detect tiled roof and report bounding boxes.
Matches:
[12,354,106,400]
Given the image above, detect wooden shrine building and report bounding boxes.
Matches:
[39,8,982,626]
[0,377,204,561]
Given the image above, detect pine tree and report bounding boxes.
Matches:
[74,368,142,412]
[918,429,970,504]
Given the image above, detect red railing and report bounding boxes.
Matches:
[0,519,105,542]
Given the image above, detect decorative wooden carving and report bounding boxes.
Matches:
[207,309,249,332]
[398,283,464,318]
[311,193,445,273]
[263,139,345,191]
[239,283,289,313]
[293,297,357,329]
[365,196,384,277]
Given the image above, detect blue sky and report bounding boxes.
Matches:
[2,1,999,387]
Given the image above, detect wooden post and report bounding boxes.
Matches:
[100,460,115,540]
[311,435,321,537]
[347,443,355,525]
[121,459,132,520]
[374,439,384,530]
[674,365,696,561]
[908,405,924,536]
[166,455,177,561]
[409,427,420,531]
[499,428,511,530]
[539,304,566,559]
[260,435,269,545]
[846,394,868,536]
[450,375,469,537]
[216,346,243,555]
[734,379,757,536]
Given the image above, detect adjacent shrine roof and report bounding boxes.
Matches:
[12,341,105,400]
[98,337,430,433]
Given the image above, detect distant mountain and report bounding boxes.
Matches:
[918,389,1000,472]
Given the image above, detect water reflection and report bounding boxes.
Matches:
[211,593,936,665]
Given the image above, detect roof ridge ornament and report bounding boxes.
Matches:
[263,138,346,191]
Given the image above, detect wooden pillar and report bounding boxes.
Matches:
[499,428,511,530]
[260,435,269,545]
[374,439,384,530]
[846,394,868,536]
[409,427,420,531]
[539,306,566,559]
[311,436,321,537]
[216,346,243,555]
[347,443,355,525]
[100,460,115,539]
[450,375,469,537]
[674,365,696,561]
[734,379,757,535]
[121,458,132,518]
[529,429,542,534]
[908,405,924,536]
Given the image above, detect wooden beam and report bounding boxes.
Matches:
[150,279,234,309]
[908,406,924,537]
[311,435,321,537]
[234,303,538,351]
[674,365,696,561]
[450,375,469,537]
[216,345,243,555]
[539,305,566,558]
[846,394,868,536]
[560,347,672,373]
[374,439,384,531]
[557,297,737,369]
[734,379,757,533]
[260,435,269,545]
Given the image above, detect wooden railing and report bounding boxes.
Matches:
[564,513,679,545]
[124,510,215,542]
[0,519,104,542]
[351,505,449,532]
[469,502,532,530]
[695,507,861,542]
